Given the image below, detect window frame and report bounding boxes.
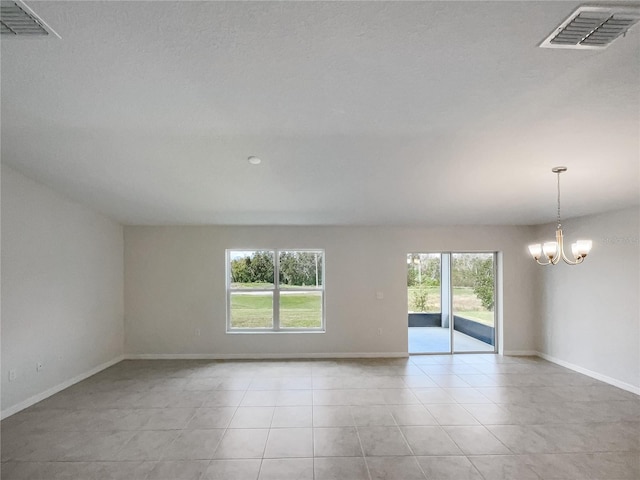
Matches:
[226,249,325,333]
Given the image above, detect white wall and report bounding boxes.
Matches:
[536,206,640,392]
[124,224,538,357]
[2,160,635,417]
[1,165,124,416]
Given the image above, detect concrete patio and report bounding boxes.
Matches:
[409,326,494,353]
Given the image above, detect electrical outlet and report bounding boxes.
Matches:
[36,362,44,372]
[195,328,201,337]
[377,328,383,336]
[375,291,384,300]
[8,369,17,382]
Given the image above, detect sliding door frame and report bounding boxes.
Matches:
[409,251,499,355]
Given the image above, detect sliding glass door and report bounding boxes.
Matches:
[407,252,497,354]
[407,253,448,353]
[452,253,496,353]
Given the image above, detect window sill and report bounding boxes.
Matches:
[226,329,326,334]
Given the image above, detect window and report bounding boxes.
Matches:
[227,249,324,332]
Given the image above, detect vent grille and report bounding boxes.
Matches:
[1,0,57,37]
[540,6,640,50]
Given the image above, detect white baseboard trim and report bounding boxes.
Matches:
[503,350,538,356]
[1,355,125,420]
[537,352,640,395]
[124,352,409,360]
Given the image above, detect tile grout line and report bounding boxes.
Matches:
[394,410,430,480]
[199,380,247,478]
[352,409,373,480]
[214,374,252,466]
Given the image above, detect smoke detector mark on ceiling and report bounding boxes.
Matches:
[1,0,60,37]
[540,5,640,50]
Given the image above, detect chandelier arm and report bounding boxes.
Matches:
[557,227,584,265]
[550,228,563,265]
[560,249,581,265]
[561,232,585,265]
[535,258,553,266]
[560,249,585,265]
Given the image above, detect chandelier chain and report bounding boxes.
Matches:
[556,171,562,228]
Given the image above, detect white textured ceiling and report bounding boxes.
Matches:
[2,1,639,225]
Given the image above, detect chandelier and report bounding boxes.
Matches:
[528,167,592,265]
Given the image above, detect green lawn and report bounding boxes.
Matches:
[230,292,322,328]
[408,286,494,326]
[230,286,493,329]
[456,310,495,325]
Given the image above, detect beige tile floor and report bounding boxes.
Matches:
[1,355,638,480]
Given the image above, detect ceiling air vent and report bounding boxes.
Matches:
[1,0,59,37]
[540,5,640,50]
